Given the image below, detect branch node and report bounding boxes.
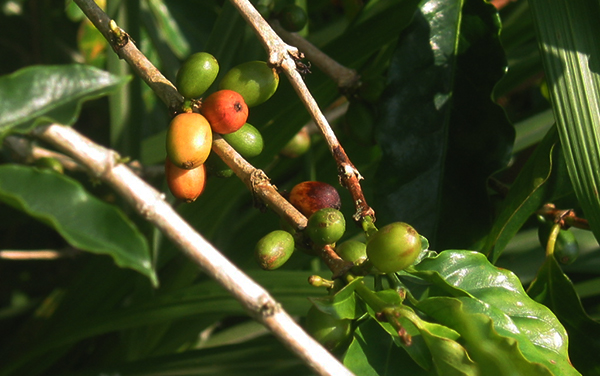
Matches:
[108,19,130,54]
[259,300,280,318]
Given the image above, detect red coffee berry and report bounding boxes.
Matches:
[201,89,249,134]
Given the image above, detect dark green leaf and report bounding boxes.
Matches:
[374,0,513,250]
[528,254,600,376]
[0,270,322,374]
[343,319,430,376]
[62,336,309,376]
[483,126,573,262]
[0,65,128,138]
[412,250,579,375]
[309,276,366,320]
[0,165,155,285]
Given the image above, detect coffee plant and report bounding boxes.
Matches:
[1,0,600,375]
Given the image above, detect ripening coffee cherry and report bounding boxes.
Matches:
[366,222,422,273]
[336,240,367,265]
[175,52,219,99]
[289,181,341,218]
[221,123,264,158]
[219,61,279,107]
[201,90,249,134]
[166,113,212,169]
[538,223,580,265]
[278,4,308,32]
[164,158,207,202]
[255,230,295,270]
[305,305,353,353]
[306,208,346,247]
[280,127,310,158]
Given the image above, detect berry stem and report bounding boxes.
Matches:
[537,203,590,230]
[545,223,560,258]
[318,245,355,279]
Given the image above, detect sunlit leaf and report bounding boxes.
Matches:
[528,0,600,247]
[0,65,128,138]
[412,250,579,375]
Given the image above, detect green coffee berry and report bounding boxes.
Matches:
[219,61,279,107]
[255,230,295,270]
[306,208,346,247]
[366,222,422,273]
[221,123,264,158]
[176,52,219,99]
[335,240,367,265]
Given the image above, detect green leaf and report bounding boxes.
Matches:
[0,165,156,285]
[528,0,600,248]
[528,254,600,376]
[0,270,322,375]
[343,319,430,376]
[483,126,573,262]
[412,250,579,375]
[0,65,129,138]
[309,276,366,320]
[403,308,478,376]
[374,0,513,250]
[146,0,190,59]
[63,336,309,376]
[418,297,554,376]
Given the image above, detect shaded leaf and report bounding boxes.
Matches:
[0,65,128,138]
[343,319,430,376]
[374,0,513,250]
[63,336,309,376]
[528,254,600,376]
[484,126,573,262]
[0,165,155,285]
[0,270,323,375]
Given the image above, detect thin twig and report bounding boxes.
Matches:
[4,135,84,172]
[32,123,352,376]
[270,21,359,91]
[228,0,375,222]
[0,248,79,260]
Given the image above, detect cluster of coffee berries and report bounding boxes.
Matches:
[165,52,279,202]
[254,180,423,275]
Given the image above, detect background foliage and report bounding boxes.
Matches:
[1,0,600,374]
